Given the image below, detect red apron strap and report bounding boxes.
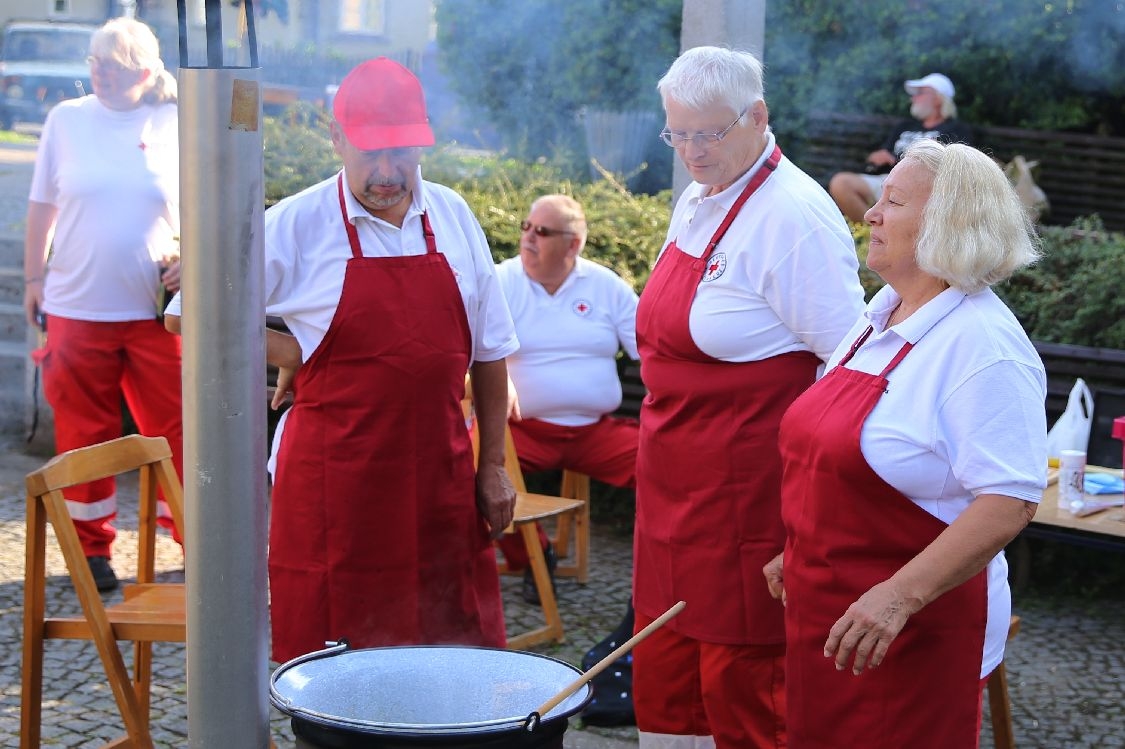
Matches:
[703,144,782,260]
[337,173,436,257]
[337,173,364,259]
[420,211,438,254]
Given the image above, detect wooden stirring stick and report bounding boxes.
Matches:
[528,600,686,725]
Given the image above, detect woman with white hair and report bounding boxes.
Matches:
[765,139,1046,747]
[23,17,182,593]
[632,46,865,747]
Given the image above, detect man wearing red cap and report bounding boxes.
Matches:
[828,72,975,222]
[262,58,518,662]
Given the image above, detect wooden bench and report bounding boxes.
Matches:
[797,112,1125,230]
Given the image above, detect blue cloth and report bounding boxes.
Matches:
[1084,473,1125,495]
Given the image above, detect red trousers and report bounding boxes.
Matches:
[497,415,638,569]
[633,611,786,749]
[41,315,184,558]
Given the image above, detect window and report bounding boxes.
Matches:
[339,0,386,35]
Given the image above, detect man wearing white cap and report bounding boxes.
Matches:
[259,58,519,662]
[829,72,974,222]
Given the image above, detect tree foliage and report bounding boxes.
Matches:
[765,0,1125,163]
[434,0,681,165]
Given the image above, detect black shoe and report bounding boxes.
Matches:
[520,544,558,606]
[86,555,119,592]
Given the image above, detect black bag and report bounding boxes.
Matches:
[579,600,636,727]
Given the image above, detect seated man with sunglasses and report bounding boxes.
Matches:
[494,194,640,604]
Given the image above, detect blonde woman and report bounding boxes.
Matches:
[767,140,1045,748]
[23,17,182,592]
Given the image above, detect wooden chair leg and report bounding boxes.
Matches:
[20,496,48,749]
[987,615,1022,749]
[506,522,566,651]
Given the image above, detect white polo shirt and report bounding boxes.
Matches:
[828,284,1047,676]
[497,256,639,426]
[30,96,180,321]
[264,168,517,364]
[662,133,865,363]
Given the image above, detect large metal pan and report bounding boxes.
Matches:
[270,642,592,748]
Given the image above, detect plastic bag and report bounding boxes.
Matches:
[1045,378,1093,460]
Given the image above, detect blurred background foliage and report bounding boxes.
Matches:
[432,0,1123,183]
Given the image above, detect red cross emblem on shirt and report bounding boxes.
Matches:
[702,252,728,282]
[572,299,593,317]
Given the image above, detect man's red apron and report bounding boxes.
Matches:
[268,176,505,663]
[634,145,817,644]
[778,327,987,748]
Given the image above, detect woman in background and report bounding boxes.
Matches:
[23,17,182,592]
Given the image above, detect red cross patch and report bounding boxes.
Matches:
[701,252,727,282]
[572,299,592,317]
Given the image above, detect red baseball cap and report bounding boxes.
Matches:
[333,58,434,150]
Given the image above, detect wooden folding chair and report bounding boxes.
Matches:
[986,615,1022,749]
[549,469,591,584]
[22,434,187,749]
[494,423,585,649]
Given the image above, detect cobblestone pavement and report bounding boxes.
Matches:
[1,138,1124,747]
[2,436,1125,748]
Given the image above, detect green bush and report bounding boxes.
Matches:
[850,215,1125,349]
[264,110,670,290]
[263,109,1125,353]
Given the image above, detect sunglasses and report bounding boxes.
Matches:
[520,220,575,238]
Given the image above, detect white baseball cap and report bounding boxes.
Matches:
[904,73,955,100]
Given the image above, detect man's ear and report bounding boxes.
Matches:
[750,99,769,132]
[328,121,346,156]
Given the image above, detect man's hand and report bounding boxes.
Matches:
[823,579,920,675]
[763,551,786,605]
[475,461,516,540]
[506,376,522,421]
[271,366,296,410]
[866,148,896,167]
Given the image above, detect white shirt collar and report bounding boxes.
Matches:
[338,165,427,228]
[866,284,967,343]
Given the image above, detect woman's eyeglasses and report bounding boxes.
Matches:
[520,220,575,238]
[87,56,135,74]
[659,109,747,149]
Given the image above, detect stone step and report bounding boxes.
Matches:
[0,301,24,343]
[0,266,20,305]
[0,235,20,268]
[0,338,32,437]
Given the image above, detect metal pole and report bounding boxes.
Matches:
[178,3,269,743]
[673,0,766,200]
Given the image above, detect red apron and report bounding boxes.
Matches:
[634,146,819,644]
[779,327,987,748]
[268,176,505,663]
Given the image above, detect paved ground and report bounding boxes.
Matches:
[1,136,1124,748]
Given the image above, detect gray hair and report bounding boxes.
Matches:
[657,46,764,123]
[939,94,958,120]
[531,194,588,246]
[90,17,177,105]
[905,140,1040,293]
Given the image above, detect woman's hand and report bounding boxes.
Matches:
[24,280,44,328]
[763,551,786,605]
[824,579,921,676]
[160,258,181,293]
